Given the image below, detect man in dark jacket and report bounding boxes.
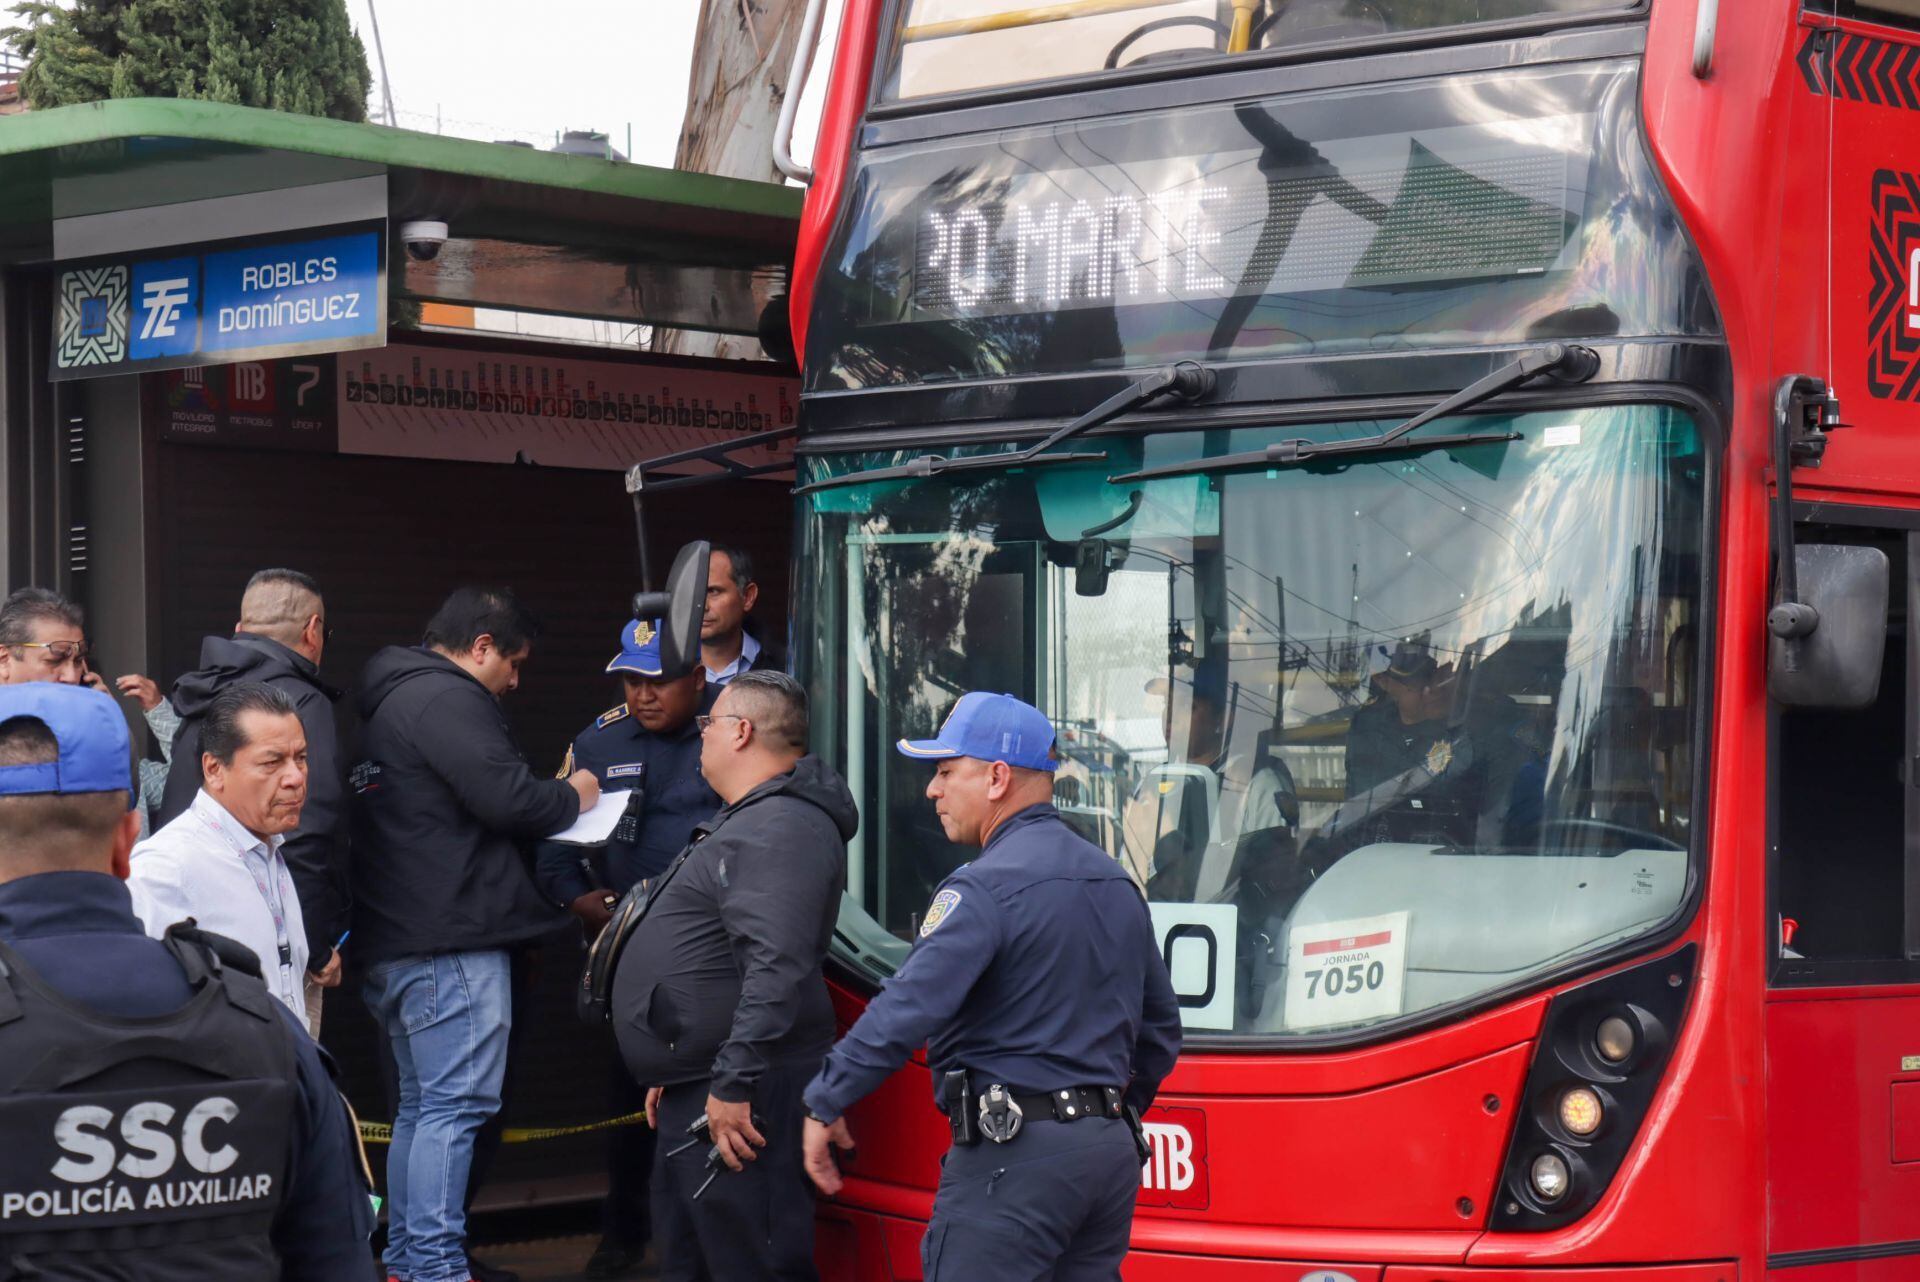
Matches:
[611,670,853,1282]
[159,569,348,1029]
[351,587,598,1282]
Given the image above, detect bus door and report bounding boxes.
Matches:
[816,473,1236,991]
[836,528,1049,942]
[1766,514,1919,1275]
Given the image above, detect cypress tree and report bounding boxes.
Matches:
[4,0,372,121]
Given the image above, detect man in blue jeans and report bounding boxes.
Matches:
[350,587,599,1282]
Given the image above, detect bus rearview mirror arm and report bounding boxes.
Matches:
[1767,374,1843,656]
[630,540,712,681]
[1768,375,1887,709]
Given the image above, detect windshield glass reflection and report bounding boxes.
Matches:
[799,404,1704,1039]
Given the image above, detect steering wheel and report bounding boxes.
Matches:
[1537,817,1683,854]
[1247,2,1292,46]
[1104,15,1229,70]
[1251,0,1390,47]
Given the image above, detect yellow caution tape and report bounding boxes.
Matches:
[358,1110,650,1145]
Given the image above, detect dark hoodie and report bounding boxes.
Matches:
[612,754,856,1101]
[349,646,577,964]
[160,633,349,967]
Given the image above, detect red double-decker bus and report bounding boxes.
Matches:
[773,0,1920,1276]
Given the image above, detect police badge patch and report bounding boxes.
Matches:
[1424,739,1455,776]
[920,888,962,937]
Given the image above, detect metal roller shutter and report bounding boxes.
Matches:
[155,438,792,1206]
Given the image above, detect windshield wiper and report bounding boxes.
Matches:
[795,361,1216,495]
[1108,343,1599,484]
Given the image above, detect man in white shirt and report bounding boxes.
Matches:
[128,681,313,1025]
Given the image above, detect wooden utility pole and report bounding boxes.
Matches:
[664,0,807,359]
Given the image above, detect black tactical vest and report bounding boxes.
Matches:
[0,926,298,1282]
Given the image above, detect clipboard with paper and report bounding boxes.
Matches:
[549,790,639,845]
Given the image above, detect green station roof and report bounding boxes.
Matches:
[0,99,802,336]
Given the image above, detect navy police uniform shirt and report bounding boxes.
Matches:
[535,692,719,902]
[0,870,375,1280]
[804,803,1182,1122]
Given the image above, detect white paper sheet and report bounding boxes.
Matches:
[547,790,632,845]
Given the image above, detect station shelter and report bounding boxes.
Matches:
[0,98,803,1210]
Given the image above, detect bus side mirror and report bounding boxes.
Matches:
[1769,543,1888,709]
[632,539,711,679]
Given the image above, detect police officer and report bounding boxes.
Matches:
[535,616,719,1279]
[0,682,375,1280]
[800,691,1183,1281]
[1344,637,1455,797]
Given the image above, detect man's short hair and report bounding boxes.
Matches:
[711,544,755,592]
[201,683,299,766]
[0,587,84,647]
[239,569,323,647]
[0,715,127,871]
[424,587,540,657]
[723,670,807,753]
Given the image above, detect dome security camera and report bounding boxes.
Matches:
[400,220,449,263]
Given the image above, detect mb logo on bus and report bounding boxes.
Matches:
[1137,1105,1209,1211]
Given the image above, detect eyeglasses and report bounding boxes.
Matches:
[313,616,334,644]
[7,641,89,664]
[695,714,748,733]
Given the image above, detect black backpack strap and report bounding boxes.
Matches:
[166,920,265,980]
[0,942,25,1028]
[161,922,274,1023]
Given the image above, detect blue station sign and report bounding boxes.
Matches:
[52,226,386,381]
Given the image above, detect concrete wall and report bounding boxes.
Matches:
[74,373,154,695]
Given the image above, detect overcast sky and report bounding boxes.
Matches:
[340,0,833,173]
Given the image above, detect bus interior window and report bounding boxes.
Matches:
[1774,524,1908,964]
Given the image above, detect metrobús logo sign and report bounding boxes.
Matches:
[1137,1105,1209,1211]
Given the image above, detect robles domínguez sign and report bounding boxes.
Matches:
[51,225,385,381]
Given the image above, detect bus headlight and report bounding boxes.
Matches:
[1558,1086,1604,1137]
[1530,1153,1571,1202]
[1595,1014,1636,1064]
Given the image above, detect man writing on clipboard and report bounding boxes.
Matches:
[536,616,720,1278]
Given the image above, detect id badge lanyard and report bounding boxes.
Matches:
[196,808,298,980]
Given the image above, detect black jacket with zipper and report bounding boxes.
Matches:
[611,754,855,1101]
[348,646,577,964]
[160,633,350,968]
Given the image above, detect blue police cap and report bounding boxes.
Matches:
[606,617,667,678]
[897,692,1057,772]
[0,683,134,805]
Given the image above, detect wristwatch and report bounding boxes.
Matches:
[806,1108,838,1126]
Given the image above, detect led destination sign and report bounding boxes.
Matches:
[909,128,1578,321]
[809,62,1699,390]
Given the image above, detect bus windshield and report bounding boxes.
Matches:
[798,402,1704,1041]
[884,0,1637,101]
